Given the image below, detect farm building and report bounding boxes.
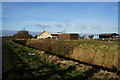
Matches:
[37,31,79,40]
[99,33,119,39]
[93,35,99,39]
[37,31,59,39]
[83,35,90,40]
[58,33,78,40]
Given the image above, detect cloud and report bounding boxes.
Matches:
[65,23,72,27]
[54,23,72,28]
[75,24,103,31]
[55,24,64,28]
[75,25,88,29]
[35,24,50,29]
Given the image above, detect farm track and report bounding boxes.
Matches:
[12,40,120,74]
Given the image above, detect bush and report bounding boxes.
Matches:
[12,30,33,39]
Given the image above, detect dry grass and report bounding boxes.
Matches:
[27,39,119,69]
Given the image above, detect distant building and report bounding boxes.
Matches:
[37,31,52,39]
[37,31,60,39]
[51,34,59,39]
[83,35,90,40]
[58,33,78,40]
[37,31,79,40]
[93,35,99,39]
[99,33,119,39]
[111,33,120,38]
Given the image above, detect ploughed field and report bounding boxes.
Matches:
[27,39,119,70]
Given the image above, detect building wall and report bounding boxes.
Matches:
[37,32,52,39]
[58,34,78,40]
[70,34,78,40]
[58,34,70,40]
[93,35,99,39]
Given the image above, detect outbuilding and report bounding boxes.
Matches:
[58,33,78,40]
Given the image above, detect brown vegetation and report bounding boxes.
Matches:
[27,39,118,70]
[12,30,33,39]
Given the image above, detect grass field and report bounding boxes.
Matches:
[3,39,91,80]
[27,39,119,69]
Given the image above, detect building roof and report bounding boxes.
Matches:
[50,32,63,34]
[51,34,58,36]
[38,31,61,37]
[59,33,78,35]
[38,31,78,37]
[37,31,49,36]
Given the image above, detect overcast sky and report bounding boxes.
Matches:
[2,2,118,34]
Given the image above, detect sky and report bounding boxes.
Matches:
[2,2,118,34]
[2,0,120,2]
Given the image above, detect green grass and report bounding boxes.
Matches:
[4,39,116,79]
[3,39,88,80]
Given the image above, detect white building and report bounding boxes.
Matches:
[83,35,90,40]
[93,35,99,39]
[37,31,59,39]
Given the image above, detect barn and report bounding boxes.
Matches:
[58,33,78,40]
[99,33,119,39]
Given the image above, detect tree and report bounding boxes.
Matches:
[12,30,33,39]
[34,35,37,38]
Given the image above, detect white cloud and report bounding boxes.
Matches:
[35,24,50,29]
[55,24,64,28]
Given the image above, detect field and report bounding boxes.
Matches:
[27,39,119,69]
[2,39,89,80]
[2,39,120,79]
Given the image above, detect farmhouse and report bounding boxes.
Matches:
[37,31,59,39]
